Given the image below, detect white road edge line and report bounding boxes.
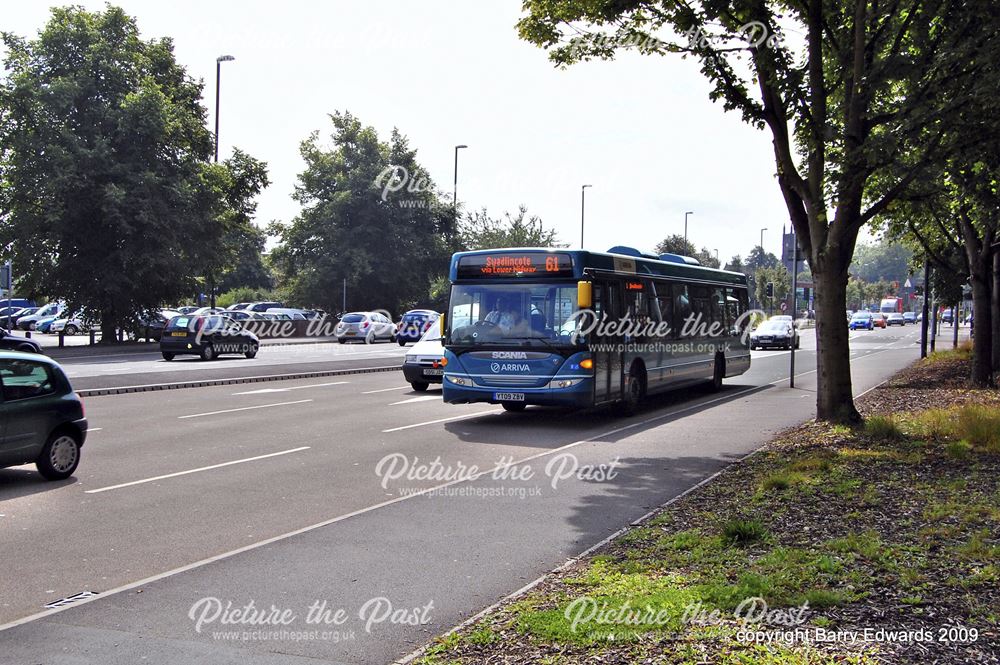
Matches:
[0,343,911,634]
[84,447,311,494]
[389,395,442,406]
[86,428,102,432]
[177,399,313,419]
[232,381,348,396]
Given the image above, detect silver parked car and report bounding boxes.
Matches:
[335,312,397,344]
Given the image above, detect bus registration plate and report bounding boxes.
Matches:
[494,392,525,402]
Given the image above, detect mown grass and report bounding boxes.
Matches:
[420,385,999,663]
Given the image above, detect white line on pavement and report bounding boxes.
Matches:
[362,386,410,394]
[382,410,501,432]
[86,428,102,432]
[84,447,311,494]
[232,381,348,395]
[389,395,442,406]
[177,399,313,419]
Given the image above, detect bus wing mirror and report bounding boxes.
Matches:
[439,312,446,339]
[577,281,593,309]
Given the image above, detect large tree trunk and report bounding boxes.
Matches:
[970,275,993,386]
[992,251,1000,371]
[813,263,861,423]
[100,310,116,345]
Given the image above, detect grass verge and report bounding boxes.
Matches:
[413,348,999,664]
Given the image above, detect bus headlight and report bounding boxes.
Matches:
[446,375,468,386]
[547,378,583,389]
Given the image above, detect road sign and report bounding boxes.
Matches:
[0,262,11,291]
[780,301,788,312]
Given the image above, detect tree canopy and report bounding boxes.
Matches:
[0,6,268,335]
[269,112,454,316]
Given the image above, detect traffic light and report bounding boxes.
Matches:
[765,282,774,298]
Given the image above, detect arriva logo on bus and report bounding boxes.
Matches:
[490,363,530,373]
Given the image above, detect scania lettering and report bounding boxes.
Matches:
[442,248,752,414]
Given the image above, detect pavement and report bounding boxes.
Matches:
[0,325,926,664]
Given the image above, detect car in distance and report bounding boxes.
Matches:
[903,311,917,324]
[941,308,954,324]
[401,318,445,391]
[335,312,397,344]
[0,328,41,353]
[397,309,440,346]
[248,301,284,312]
[17,302,64,331]
[750,319,799,350]
[849,311,874,330]
[50,312,97,336]
[159,314,260,361]
[886,312,905,326]
[132,310,182,341]
[0,351,87,480]
[873,312,887,328]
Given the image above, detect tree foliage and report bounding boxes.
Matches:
[269,112,454,316]
[0,6,266,336]
[460,205,559,250]
[518,0,994,422]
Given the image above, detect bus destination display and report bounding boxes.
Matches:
[456,253,574,278]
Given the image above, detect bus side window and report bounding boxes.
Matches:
[710,287,726,334]
[671,284,691,334]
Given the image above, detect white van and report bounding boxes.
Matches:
[400,319,445,391]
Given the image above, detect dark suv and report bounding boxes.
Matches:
[0,352,87,480]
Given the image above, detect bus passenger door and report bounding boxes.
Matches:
[591,282,622,404]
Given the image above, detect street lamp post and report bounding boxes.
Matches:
[580,185,593,249]
[760,227,767,252]
[714,248,719,265]
[684,211,693,243]
[211,55,235,309]
[214,55,235,163]
[453,144,468,213]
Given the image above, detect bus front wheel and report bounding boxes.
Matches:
[502,402,526,413]
[615,361,645,416]
[710,353,725,392]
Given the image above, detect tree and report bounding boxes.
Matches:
[460,205,559,249]
[755,264,790,312]
[724,255,745,273]
[213,150,272,294]
[0,6,242,338]
[851,240,913,285]
[518,0,991,422]
[745,247,780,275]
[269,112,454,316]
[654,234,696,256]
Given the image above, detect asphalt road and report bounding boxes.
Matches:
[0,325,925,664]
[53,339,409,391]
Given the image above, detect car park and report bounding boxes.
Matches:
[886,312,905,326]
[335,311,397,344]
[248,301,284,312]
[849,311,874,330]
[401,318,444,391]
[750,319,799,350]
[1,307,36,328]
[50,312,97,335]
[396,309,440,346]
[0,351,87,480]
[903,311,917,324]
[133,310,182,341]
[0,328,41,353]
[16,302,64,331]
[159,314,260,361]
[265,307,308,320]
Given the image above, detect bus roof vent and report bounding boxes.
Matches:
[659,253,701,266]
[607,245,643,257]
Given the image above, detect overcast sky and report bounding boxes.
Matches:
[5,1,809,264]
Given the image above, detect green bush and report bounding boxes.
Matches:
[722,519,768,546]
